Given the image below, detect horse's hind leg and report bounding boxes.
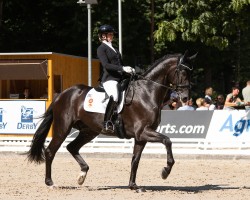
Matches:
[45,135,68,187]
[66,130,98,185]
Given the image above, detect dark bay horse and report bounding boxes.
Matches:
[27,52,195,191]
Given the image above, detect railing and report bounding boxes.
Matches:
[1,136,250,155]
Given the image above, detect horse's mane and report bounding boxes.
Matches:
[142,54,181,77]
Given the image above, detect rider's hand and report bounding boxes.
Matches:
[123,66,135,74]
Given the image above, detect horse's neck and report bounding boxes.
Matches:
[135,78,168,107]
[139,60,176,106]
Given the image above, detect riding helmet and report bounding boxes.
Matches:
[98,24,116,34]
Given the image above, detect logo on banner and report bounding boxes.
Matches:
[157,111,213,138]
[17,106,37,130]
[219,113,250,137]
[0,108,7,129]
[21,106,33,122]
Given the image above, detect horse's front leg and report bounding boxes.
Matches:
[129,140,146,191]
[141,127,175,180]
[161,136,175,180]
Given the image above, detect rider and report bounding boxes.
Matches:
[97,24,135,130]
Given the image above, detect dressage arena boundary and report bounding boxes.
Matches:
[0,136,250,156]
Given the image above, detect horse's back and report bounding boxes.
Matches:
[53,84,91,112]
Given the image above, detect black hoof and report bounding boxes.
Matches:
[45,178,54,186]
[161,167,170,180]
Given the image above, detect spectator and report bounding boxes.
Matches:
[177,97,195,110]
[242,80,250,110]
[161,91,181,110]
[204,87,213,104]
[224,86,244,110]
[19,87,33,99]
[214,94,225,110]
[196,98,208,110]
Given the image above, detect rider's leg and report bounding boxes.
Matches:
[103,81,119,129]
[104,96,117,122]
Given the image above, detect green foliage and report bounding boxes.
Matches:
[154,0,250,50]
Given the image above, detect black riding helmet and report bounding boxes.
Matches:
[98,24,117,35]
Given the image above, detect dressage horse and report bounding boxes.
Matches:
[27,51,195,191]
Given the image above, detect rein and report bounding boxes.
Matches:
[124,55,193,105]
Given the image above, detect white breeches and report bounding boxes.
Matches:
[103,80,119,102]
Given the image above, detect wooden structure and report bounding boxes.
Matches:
[0,52,100,136]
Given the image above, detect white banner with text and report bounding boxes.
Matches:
[0,100,46,134]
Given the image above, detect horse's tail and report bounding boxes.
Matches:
[27,102,54,164]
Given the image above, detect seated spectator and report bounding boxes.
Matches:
[224,86,244,110]
[204,98,216,110]
[19,87,33,99]
[214,94,225,110]
[177,97,195,110]
[196,98,208,110]
[161,91,181,110]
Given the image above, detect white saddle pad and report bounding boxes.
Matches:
[83,88,125,114]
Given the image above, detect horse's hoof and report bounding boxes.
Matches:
[77,172,87,185]
[136,188,146,193]
[161,167,170,180]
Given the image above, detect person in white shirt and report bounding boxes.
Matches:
[177,97,195,110]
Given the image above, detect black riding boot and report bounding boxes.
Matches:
[103,96,118,131]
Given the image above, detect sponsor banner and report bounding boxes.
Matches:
[206,110,250,141]
[157,111,213,138]
[0,100,46,134]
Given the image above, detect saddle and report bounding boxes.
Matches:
[85,78,131,139]
[94,78,130,105]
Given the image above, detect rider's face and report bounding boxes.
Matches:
[102,32,114,42]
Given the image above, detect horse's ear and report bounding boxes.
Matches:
[187,52,198,61]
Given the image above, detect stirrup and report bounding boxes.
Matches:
[104,120,115,131]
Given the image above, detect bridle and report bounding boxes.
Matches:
[172,57,193,91]
[124,55,193,105]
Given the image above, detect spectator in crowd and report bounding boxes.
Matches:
[242,80,250,110]
[161,91,180,110]
[177,97,195,110]
[214,94,225,110]
[204,86,216,110]
[204,86,213,104]
[196,98,208,110]
[224,86,244,110]
[204,98,216,110]
[19,87,33,99]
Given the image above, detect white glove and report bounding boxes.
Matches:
[123,66,135,74]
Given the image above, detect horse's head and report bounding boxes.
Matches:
[168,51,196,101]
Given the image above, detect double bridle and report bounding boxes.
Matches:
[124,56,193,105]
[135,56,193,91]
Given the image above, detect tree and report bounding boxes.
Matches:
[153,0,250,95]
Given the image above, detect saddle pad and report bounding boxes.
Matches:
[83,88,125,114]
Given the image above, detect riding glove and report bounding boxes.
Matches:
[123,66,135,74]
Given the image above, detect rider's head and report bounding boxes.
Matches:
[98,24,116,42]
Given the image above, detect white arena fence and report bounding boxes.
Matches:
[0,110,250,155]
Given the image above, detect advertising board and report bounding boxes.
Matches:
[0,100,46,134]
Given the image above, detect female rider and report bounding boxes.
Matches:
[97,24,134,130]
